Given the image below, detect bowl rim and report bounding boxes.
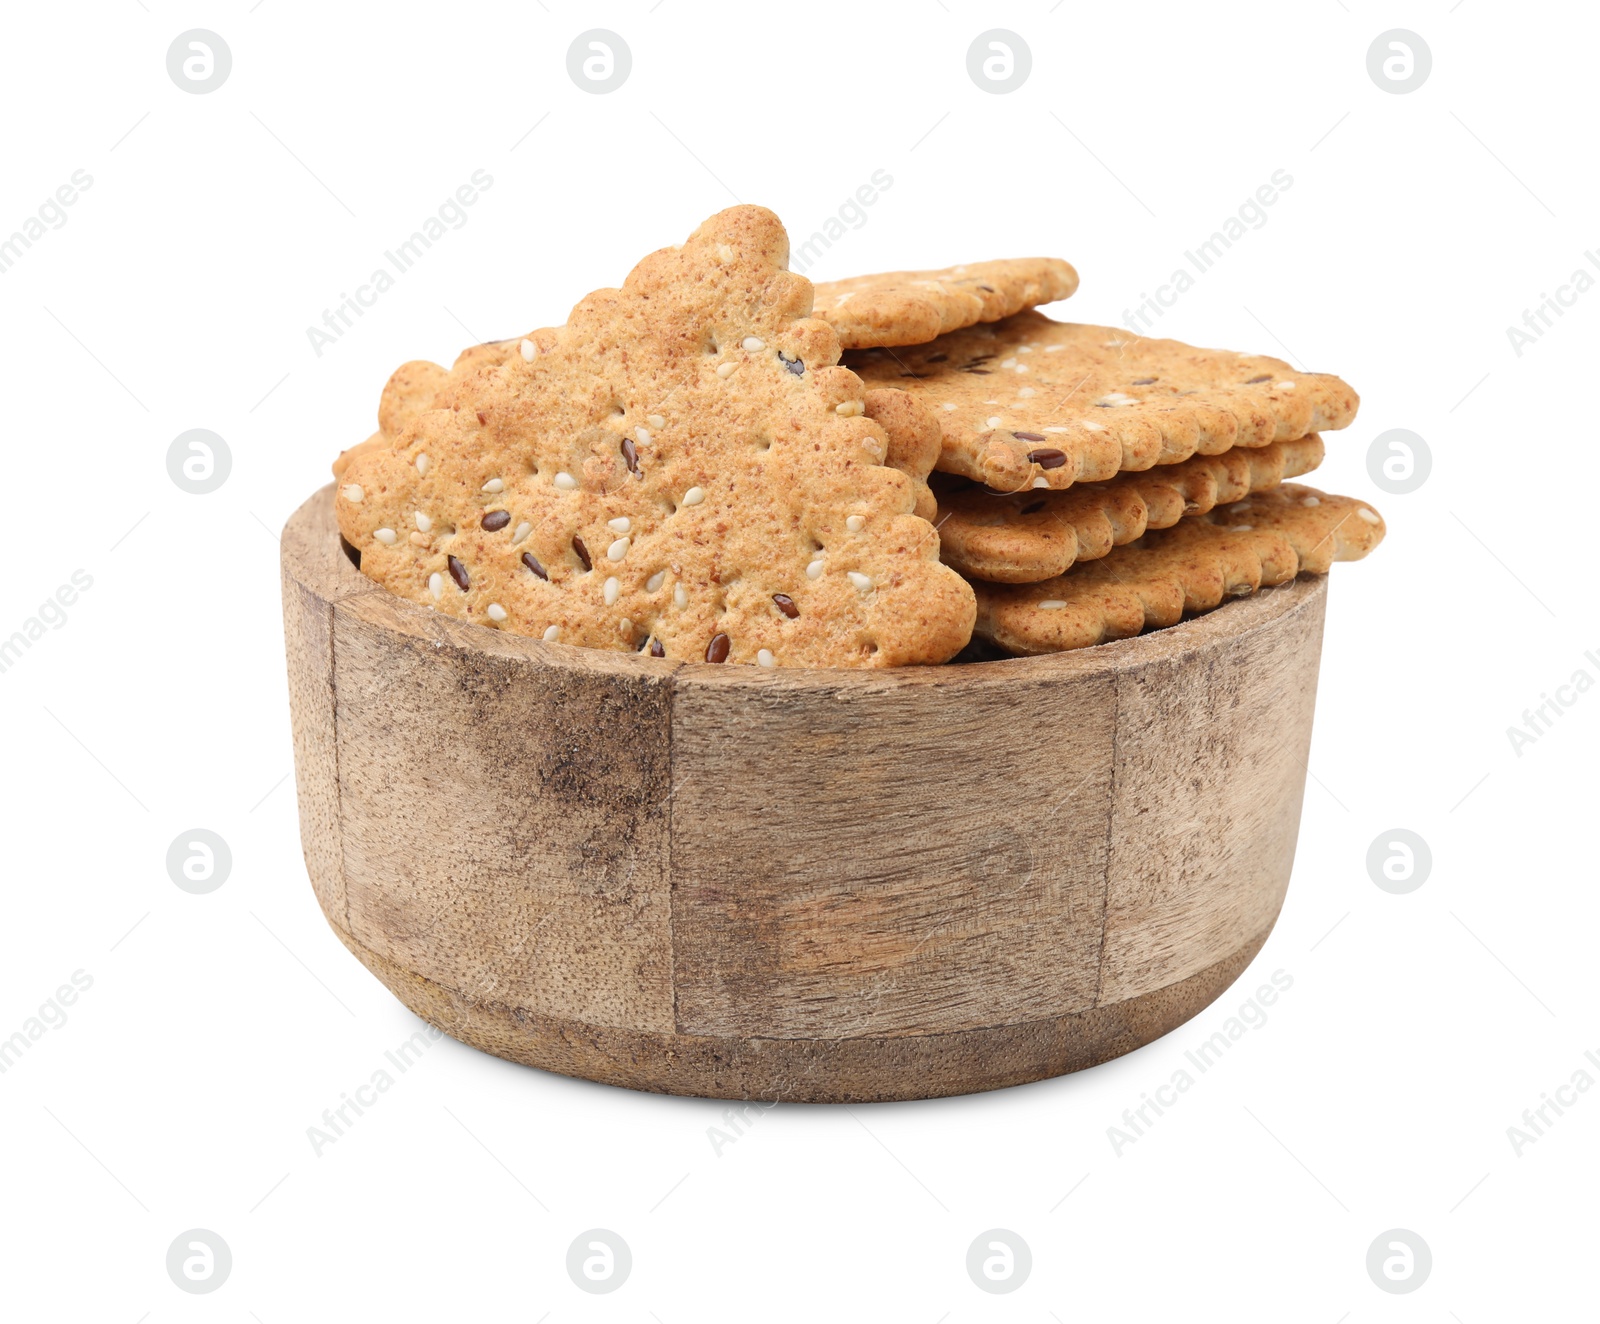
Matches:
[285,484,1328,691]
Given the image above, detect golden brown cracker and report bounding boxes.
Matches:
[334,206,975,667]
[938,435,1325,583]
[812,257,1079,348]
[972,485,1384,655]
[865,388,942,522]
[848,311,1358,492]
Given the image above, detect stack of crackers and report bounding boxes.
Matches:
[333,206,1383,668]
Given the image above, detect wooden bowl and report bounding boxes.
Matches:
[281,487,1326,1103]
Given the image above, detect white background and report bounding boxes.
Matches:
[1,1,1595,1319]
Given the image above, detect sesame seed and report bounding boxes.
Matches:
[716,243,734,263]
[1032,477,1050,488]
[862,438,885,460]
[1275,380,1296,390]
[373,527,397,545]
[415,454,430,476]
[1082,420,1106,433]
[543,625,559,642]
[447,555,469,590]
[1301,496,1321,507]
[604,576,620,605]
[847,571,873,591]
[512,521,532,543]
[619,618,632,637]
[428,573,443,600]
[414,511,432,532]
[943,402,957,412]
[682,486,705,506]
[646,570,666,592]
[554,472,578,491]
[1001,358,1017,368]
[647,414,665,430]
[409,531,429,546]
[482,477,504,493]
[487,603,508,622]
[341,484,364,502]
[520,338,535,362]
[986,415,1002,429]
[673,585,687,608]
[742,336,765,352]
[608,517,631,534]
[835,400,865,417]
[757,649,775,668]
[1231,525,1254,532]
[1043,426,1069,433]
[806,559,824,580]
[717,361,738,379]
[634,427,651,447]
[1045,345,1064,352]
[1357,507,1380,524]
[607,536,630,561]
[846,515,865,532]
[1019,387,1037,397]
[1038,600,1066,609]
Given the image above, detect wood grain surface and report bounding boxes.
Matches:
[282,486,1326,1101]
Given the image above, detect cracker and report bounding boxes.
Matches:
[847,310,1358,492]
[346,354,940,523]
[812,258,1078,348]
[334,205,976,667]
[865,388,942,522]
[938,434,1325,583]
[972,484,1384,655]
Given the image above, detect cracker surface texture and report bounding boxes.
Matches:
[334,206,975,667]
[848,311,1358,492]
[938,434,1325,583]
[973,484,1384,654]
[812,257,1079,349]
